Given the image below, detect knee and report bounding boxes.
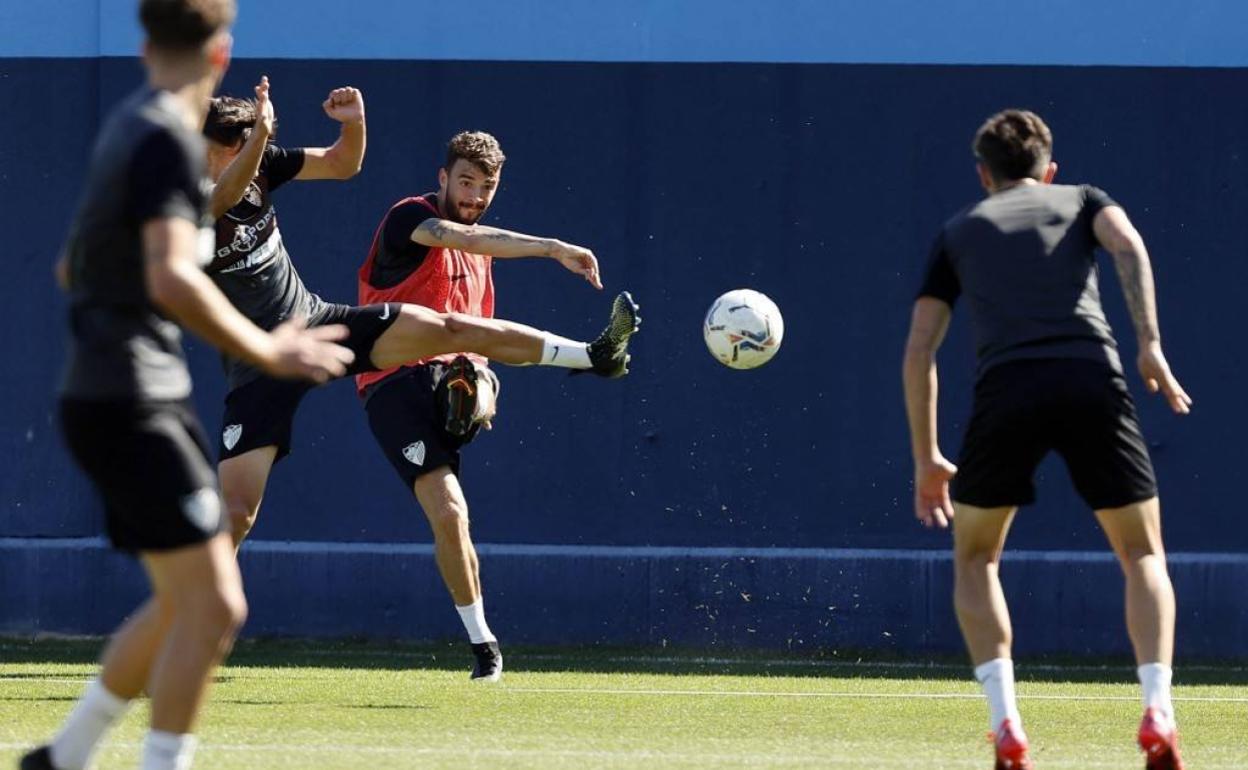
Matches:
[226,497,260,545]
[442,313,487,346]
[954,548,1000,574]
[430,502,471,541]
[206,587,249,639]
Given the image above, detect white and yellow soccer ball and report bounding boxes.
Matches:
[703,289,784,369]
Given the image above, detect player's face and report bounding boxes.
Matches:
[439,159,499,225]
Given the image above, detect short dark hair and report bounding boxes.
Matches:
[139,0,236,52]
[445,131,505,177]
[973,109,1053,182]
[203,95,274,147]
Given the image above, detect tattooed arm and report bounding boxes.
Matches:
[1093,206,1192,414]
[411,218,602,289]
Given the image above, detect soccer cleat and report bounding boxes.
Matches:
[18,746,56,770]
[470,641,503,682]
[992,719,1034,770]
[436,355,478,438]
[1138,707,1185,770]
[578,291,641,378]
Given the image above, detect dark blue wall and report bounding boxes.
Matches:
[3,58,1244,553]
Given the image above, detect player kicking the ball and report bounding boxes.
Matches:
[204,85,638,681]
[903,109,1190,770]
[356,131,641,681]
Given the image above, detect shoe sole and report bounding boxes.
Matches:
[602,291,642,378]
[443,357,478,436]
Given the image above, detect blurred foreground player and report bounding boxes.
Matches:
[22,1,353,768]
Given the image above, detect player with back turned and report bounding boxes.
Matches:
[902,109,1190,770]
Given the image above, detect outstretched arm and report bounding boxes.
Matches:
[902,297,958,528]
[412,218,602,289]
[209,76,275,219]
[296,87,366,180]
[1093,206,1192,414]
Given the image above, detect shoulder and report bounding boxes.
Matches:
[388,194,440,222]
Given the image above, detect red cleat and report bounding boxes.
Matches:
[1138,707,1185,770]
[992,718,1035,770]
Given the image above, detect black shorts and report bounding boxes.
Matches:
[219,302,398,461]
[363,363,476,490]
[951,358,1158,510]
[59,398,224,553]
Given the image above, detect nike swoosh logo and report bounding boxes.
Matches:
[379,304,391,320]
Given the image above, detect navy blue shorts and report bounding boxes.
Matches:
[363,363,480,491]
[218,302,398,462]
[60,398,224,553]
[951,359,1158,510]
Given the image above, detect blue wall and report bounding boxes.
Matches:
[2,2,1246,654]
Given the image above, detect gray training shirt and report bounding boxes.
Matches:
[60,87,212,402]
[207,144,328,391]
[918,183,1123,378]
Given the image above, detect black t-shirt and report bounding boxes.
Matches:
[208,144,328,390]
[369,194,440,289]
[60,87,212,402]
[918,183,1121,376]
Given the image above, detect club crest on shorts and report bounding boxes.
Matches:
[403,441,426,466]
[180,487,222,533]
[223,424,243,451]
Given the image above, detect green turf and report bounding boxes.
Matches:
[1,639,1245,768]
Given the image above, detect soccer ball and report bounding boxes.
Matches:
[703,289,784,369]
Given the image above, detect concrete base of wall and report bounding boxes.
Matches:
[3,539,1244,658]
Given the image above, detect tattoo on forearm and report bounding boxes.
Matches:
[1112,248,1159,340]
[426,220,450,241]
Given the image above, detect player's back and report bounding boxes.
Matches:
[60,87,208,402]
[939,183,1121,375]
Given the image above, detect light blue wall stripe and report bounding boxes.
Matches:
[5,0,1248,66]
[5,538,1247,565]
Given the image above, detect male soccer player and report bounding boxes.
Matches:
[902,109,1191,770]
[199,82,636,560]
[21,2,354,769]
[357,131,639,681]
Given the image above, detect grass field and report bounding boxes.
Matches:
[1,639,1245,769]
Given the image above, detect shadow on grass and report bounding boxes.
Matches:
[4,637,1247,686]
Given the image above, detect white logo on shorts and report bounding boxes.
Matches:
[379,303,391,320]
[181,487,222,533]
[403,441,426,466]
[223,424,243,451]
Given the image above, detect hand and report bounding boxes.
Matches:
[322,86,365,124]
[1137,342,1191,415]
[914,454,958,529]
[550,240,602,289]
[475,368,498,430]
[253,75,275,137]
[263,317,355,383]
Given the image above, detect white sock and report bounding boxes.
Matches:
[455,599,497,644]
[974,658,1021,734]
[539,335,591,369]
[49,679,131,770]
[1138,662,1175,720]
[141,730,198,770]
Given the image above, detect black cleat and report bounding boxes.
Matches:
[436,355,479,438]
[579,291,641,378]
[470,641,503,682]
[19,746,55,770]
